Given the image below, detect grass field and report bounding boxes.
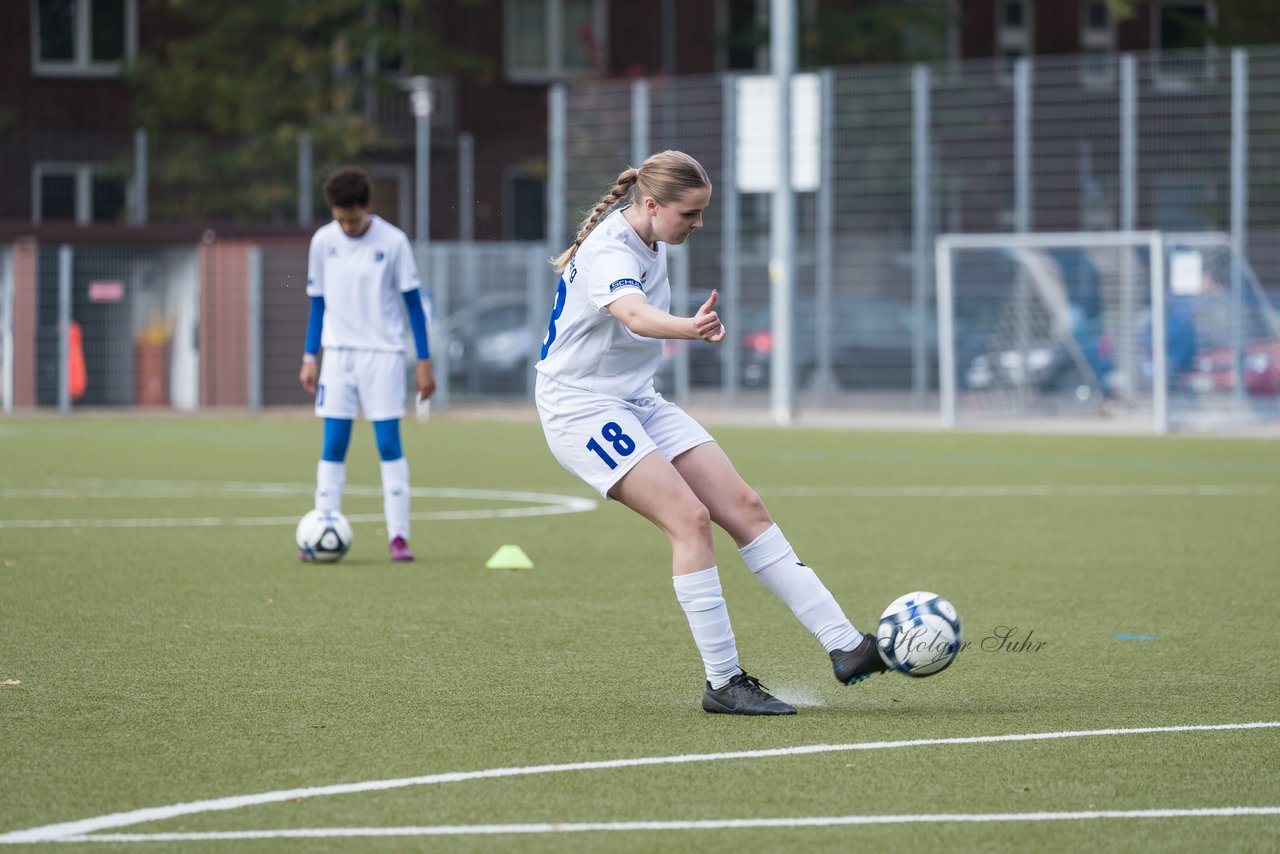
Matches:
[2,410,1278,852]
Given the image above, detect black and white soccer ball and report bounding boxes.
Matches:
[295,509,353,563]
[876,591,962,677]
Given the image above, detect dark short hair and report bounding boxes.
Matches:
[323,167,372,208]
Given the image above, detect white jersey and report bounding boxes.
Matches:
[306,215,419,353]
[536,208,670,399]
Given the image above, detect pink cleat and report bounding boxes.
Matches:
[389,535,415,562]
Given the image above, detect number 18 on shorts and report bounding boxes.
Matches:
[535,374,713,499]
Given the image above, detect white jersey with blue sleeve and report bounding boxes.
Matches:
[306,215,420,353]
[536,208,670,399]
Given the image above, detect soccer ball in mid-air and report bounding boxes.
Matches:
[295,509,353,563]
[876,591,962,677]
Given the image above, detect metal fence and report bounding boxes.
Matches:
[937,230,1280,434]
[547,46,1280,428]
[6,45,1280,431]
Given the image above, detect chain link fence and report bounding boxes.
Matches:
[5,45,1280,431]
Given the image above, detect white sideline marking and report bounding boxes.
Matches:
[1,479,1264,529]
[2,722,1276,845]
[764,484,1272,498]
[52,807,1280,842]
[3,480,1270,502]
[0,481,597,529]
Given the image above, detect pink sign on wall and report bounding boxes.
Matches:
[88,281,125,302]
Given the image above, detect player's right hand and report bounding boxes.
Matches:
[692,289,725,343]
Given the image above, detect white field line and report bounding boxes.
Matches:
[1,479,1266,529]
[53,807,1280,843]
[1,722,1276,845]
[0,483,597,529]
[2,479,1270,501]
[762,484,1272,498]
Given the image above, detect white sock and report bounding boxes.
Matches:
[740,524,862,653]
[316,460,346,513]
[673,567,742,689]
[380,457,410,542]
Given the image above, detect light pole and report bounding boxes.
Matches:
[769,0,796,425]
[404,75,432,244]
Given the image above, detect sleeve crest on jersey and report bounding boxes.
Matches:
[609,277,644,293]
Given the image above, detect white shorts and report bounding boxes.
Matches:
[535,373,714,498]
[315,348,409,422]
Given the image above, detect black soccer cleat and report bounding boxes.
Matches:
[830,633,889,685]
[701,672,797,716]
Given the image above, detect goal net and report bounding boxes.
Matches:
[935,231,1280,433]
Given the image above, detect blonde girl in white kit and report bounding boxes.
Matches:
[535,150,885,715]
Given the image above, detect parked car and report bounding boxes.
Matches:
[439,295,535,394]
[961,247,1112,397]
[746,299,986,390]
[964,331,1111,395]
[657,297,965,391]
[1182,340,1280,397]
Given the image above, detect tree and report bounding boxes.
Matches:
[800,0,956,67]
[128,0,487,223]
[1208,0,1280,45]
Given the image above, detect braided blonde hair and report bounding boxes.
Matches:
[552,150,710,272]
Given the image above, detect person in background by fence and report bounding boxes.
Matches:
[299,166,435,562]
[535,150,885,716]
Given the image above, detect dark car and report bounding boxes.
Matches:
[440,295,536,394]
[1153,291,1280,397]
[743,299,962,390]
[960,248,1112,397]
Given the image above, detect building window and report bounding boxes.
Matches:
[505,0,604,82]
[997,0,1033,80]
[724,0,767,71]
[32,0,137,77]
[1154,1,1216,88]
[508,172,545,241]
[1154,177,1219,231]
[33,164,128,224]
[1079,0,1116,87]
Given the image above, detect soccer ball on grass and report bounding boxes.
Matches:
[876,591,962,677]
[295,509,353,563]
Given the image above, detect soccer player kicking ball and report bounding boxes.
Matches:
[299,166,434,563]
[535,150,885,715]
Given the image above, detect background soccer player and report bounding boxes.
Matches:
[299,166,434,562]
[535,150,885,715]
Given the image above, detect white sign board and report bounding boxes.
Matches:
[1170,250,1203,295]
[735,74,820,193]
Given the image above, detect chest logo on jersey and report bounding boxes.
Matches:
[373,250,386,263]
[609,278,644,293]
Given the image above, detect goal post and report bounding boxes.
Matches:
[936,230,1280,434]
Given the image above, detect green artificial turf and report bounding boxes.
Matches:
[1,412,1278,853]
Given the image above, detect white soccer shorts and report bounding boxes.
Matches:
[315,348,409,422]
[535,373,714,498]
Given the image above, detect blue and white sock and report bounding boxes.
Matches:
[380,457,410,542]
[740,524,862,653]
[673,566,742,689]
[316,460,346,514]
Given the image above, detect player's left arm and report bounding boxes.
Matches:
[396,235,435,400]
[402,289,435,400]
